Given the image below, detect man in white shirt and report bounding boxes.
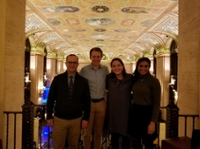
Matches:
[80,47,109,149]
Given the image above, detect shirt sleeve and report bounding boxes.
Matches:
[151,78,161,122]
[46,77,57,120]
[82,79,91,121]
[106,74,109,90]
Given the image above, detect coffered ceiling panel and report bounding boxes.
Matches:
[26,0,178,61]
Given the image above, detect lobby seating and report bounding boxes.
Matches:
[162,129,200,149]
[191,129,200,149]
[162,136,191,149]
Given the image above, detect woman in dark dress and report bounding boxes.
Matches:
[106,58,133,149]
[129,57,161,149]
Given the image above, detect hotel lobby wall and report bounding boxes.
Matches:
[178,0,200,136]
[0,0,6,141]
[0,0,25,147]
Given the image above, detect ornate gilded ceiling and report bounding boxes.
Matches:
[26,0,178,61]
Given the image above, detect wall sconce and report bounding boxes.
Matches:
[43,72,50,88]
[44,73,47,82]
[169,75,176,86]
[173,89,178,104]
[169,75,178,105]
[38,81,45,97]
[24,71,31,100]
[24,71,31,83]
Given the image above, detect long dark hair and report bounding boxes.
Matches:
[110,58,127,78]
[133,57,151,77]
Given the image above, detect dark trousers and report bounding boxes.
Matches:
[129,104,157,149]
[131,137,154,149]
[111,133,130,149]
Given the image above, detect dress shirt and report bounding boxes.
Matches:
[80,64,109,99]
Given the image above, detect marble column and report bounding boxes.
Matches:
[154,53,171,143]
[56,58,65,74]
[155,53,170,118]
[30,52,44,104]
[178,0,200,136]
[132,62,136,72]
[149,56,154,75]
[0,0,25,148]
[124,62,133,73]
[46,55,56,87]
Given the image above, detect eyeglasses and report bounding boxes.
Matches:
[67,61,78,65]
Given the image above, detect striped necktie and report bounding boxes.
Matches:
[69,76,74,98]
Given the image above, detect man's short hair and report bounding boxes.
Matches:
[66,54,79,61]
[89,47,103,57]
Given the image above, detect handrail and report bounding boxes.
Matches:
[34,104,46,107]
[3,104,199,149]
[160,106,167,109]
[3,111,22,114]
[3,104,47,149]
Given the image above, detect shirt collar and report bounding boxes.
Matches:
[90,64,102,69]
[67,71,76,78]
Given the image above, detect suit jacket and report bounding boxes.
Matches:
[47,71,91,120]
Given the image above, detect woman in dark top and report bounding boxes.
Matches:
[129,57,161,149]
[106,58,133,149]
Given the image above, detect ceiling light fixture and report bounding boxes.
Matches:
[92,6,109,13]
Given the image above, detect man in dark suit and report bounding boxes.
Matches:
[47,54,91,149]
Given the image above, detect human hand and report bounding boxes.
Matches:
[102,129,110,137]
[47,119,54,127]
[82,120,88,128]
[147,121,155,135]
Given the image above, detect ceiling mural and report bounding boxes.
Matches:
[47,18,61,26]
[86,18,115,26]
[26,15,48,32]
[121,7,148,14]
[26,0,178,61]
[43,6,80,13]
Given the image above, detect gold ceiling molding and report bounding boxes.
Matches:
[26,0,179,61]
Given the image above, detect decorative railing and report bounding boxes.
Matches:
[179,114,199,136]
[3,101,199,149]
[34,104,51,149]
[3,111,22,149]
[3,102,51,149]
[159,105,199,138]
